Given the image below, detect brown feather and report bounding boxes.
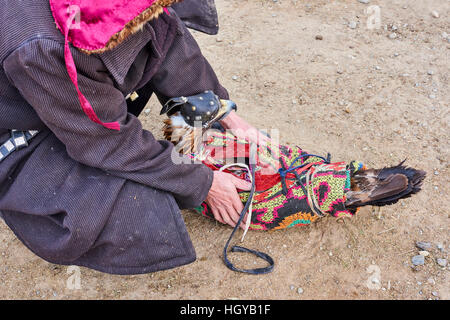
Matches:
[345,162,426,208]
[369,174,408,201]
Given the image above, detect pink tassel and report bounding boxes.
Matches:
[63,26,120,131]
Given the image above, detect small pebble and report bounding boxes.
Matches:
[412,255,425,266]
[427,278,436,285]
[436,258,447,267]
[436,243,444,251]
[348,21,358,29]
[431,11,440,18]
[419,251,429,257]
[315,35,323,40]
[427,70,434,75]
[358,0,370,4]
[289,285,295,291]
[389,33,397,39]
[143,108,151,115]
[297,288,304,294]
[432,291,438,297]
[232,75,238,81]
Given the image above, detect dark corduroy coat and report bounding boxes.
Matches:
[0,0,227,274]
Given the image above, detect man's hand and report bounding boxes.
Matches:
[206,171,252,228]
[219,110,271,146]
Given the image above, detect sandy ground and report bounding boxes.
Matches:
[1,0,449,300]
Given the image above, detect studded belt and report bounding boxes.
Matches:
[0,130,39,163]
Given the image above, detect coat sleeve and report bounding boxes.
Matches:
[149,9,229,106]
[3,38,213,209]
[171,0,220,35]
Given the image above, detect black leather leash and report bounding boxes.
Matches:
[222,143,275,275]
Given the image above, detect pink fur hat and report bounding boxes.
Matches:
[49,0,177,130]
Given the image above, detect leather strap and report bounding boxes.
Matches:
[222,143,275,275]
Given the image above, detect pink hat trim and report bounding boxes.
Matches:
[50,0,164,131]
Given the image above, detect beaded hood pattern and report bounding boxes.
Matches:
[193,131,363,231]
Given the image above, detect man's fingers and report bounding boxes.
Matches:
[229,204,242,226]
[240,212,249,230]
[210,206,225,224]
[231,197,245,225]
[206,170,253,228]
[226,203,242,226]
[231,189,244,210]
[231,175,252,191]
[235,205,250,230]
[219,207,236,227]
[229,175,251,228]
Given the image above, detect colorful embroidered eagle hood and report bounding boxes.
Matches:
[192,131,364,231]
[49,0,181,130]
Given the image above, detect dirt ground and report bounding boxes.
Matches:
[1,0,449,300]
